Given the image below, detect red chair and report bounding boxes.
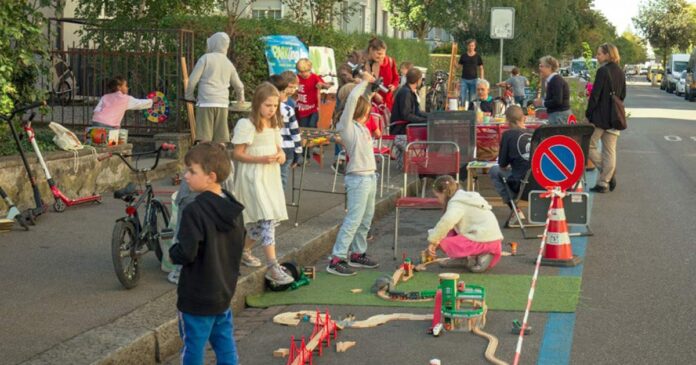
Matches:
[393,140,460,259]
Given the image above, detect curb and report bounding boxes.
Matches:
[21,181,409,365]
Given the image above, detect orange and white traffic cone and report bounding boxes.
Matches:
[541,192,582,266]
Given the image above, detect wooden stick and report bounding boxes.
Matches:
[447,42,459,98]
[273,348,289,358]
[336,341,356,352]
[180,57,196,142]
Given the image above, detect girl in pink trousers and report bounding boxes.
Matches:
[427,175,503,273]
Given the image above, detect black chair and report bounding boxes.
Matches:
[502,124,595,238]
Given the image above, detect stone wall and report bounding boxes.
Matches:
[0,145,133,216]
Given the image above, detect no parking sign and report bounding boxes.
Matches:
[531,135,584,190]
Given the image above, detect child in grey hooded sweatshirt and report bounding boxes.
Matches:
[185,32,245,143]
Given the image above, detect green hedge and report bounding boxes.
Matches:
[159,16,430,97]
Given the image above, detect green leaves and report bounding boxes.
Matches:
[0,0,48,116]
[633,0,696,65]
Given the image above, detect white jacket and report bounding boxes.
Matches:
[185,32,245,107]
[428,190,503,244]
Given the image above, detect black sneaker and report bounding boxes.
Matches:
[331,161,346,175]
[326,258,356,276]
[348,253,379,268]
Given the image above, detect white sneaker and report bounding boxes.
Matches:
[265,264,294,285]
[167,267,180,285]
[241,250,262,267]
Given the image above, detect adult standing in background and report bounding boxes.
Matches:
[533,56,571,125]
[338,37,399,111]
[459,39,484,105]
[585,43,626,193]
[496,67,529,106]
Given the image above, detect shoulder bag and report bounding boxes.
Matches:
[605,68,627,130]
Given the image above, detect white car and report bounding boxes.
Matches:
[675,71,687,96]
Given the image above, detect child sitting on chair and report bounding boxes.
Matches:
[426,175,503,273]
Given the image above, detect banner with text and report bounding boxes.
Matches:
[261,35,309,75]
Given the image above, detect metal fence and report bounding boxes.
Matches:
[43,20,195,136]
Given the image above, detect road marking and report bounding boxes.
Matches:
[691,137,696,142]
[664,135,682,142]
[537,175,593,365]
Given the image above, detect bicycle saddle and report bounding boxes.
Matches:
[114,183,137,200]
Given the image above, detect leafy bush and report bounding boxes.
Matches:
[0,124,57,157]
[158,16,430,97]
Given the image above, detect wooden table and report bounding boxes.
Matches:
[466,160,497,191]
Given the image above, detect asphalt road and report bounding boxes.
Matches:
[571,82,696,364]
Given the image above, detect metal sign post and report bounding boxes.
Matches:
[490,7,515,84]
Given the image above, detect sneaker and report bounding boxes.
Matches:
[470,254,493,273]
[590,185,609,193]
[265,264,294,285]
[241,250,262,267]
[326,258,357,276]
[348,253,380,268]
[439,257,476,269]
[167,268,180,285]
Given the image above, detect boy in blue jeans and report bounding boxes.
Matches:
[169,142,245,365]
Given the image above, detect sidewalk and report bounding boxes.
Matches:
[3,153,404,365]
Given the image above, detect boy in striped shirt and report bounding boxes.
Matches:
[269,74,303,189]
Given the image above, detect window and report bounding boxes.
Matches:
[252,9,282,19]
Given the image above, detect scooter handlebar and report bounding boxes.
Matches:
[14,101,46,116]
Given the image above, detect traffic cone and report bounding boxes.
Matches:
[541,192,582,266]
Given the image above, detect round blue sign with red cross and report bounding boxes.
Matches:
[531,135,585,190]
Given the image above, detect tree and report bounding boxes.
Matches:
[281,0,361,31]
[614,31,647,65]
[633,0,696,67]
[384,0,465,41]
[0,0,50,115]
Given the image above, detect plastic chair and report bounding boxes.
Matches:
[393,140,460,259]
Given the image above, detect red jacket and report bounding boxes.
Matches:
[378,56,399,111]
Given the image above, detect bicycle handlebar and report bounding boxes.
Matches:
[0,101,46,121]
[97,144,177,173]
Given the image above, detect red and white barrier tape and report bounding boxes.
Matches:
[512,187,565,365]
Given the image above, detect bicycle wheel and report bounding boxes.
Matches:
[58,80,72,105]
[148,200,170,263]
[112,220,141,289]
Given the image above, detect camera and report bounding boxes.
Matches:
[347,62,389,93]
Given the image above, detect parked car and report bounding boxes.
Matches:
[649,66,663,84]
[675,71,687,96]
[664,53,689,93]
[639,66,648,75]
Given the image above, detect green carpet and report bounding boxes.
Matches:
[246,271,581,313]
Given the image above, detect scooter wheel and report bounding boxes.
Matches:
[53,199,66,213]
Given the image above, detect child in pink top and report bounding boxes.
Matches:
[91,76,152,129]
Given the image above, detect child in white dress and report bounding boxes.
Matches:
[231,82,293,285]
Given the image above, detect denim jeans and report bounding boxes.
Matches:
[298,112,319,128]
[178,309,238,365]
[514,95,526,106]
[331,174,377,259]
[488,165,513,204]
[547,109,573,125]
[280,148,296,190]
[460,78,478,104]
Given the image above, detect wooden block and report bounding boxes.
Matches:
[273,348,289,358]
[350,288,363,294]
[303,266,316,279]
[336,341,356,353]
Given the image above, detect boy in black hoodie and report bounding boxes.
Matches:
[169,142,245,365]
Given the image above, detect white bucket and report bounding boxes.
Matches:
[448,98,458,111]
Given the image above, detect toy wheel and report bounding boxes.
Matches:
[112,221,141,289]
[53,199,66,213]
[265,262,300,292]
